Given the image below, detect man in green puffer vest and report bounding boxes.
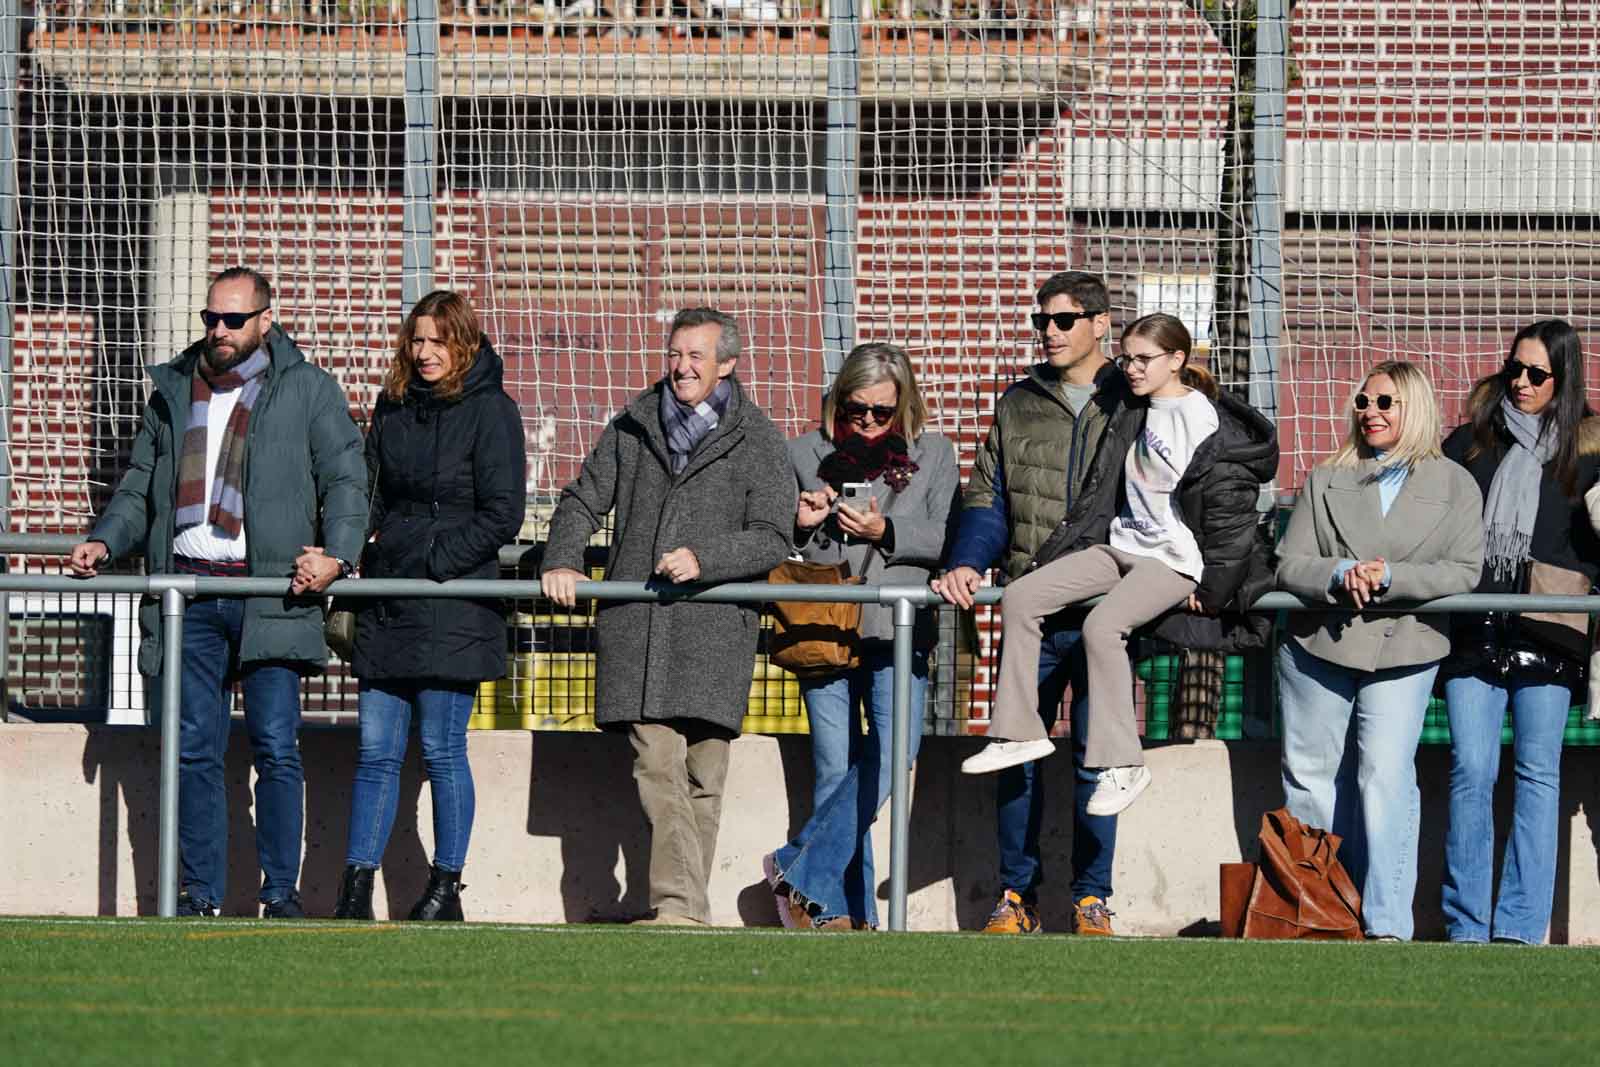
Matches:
[933,271,1131,937]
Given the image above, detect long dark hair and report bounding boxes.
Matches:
[1465,318,1588,495]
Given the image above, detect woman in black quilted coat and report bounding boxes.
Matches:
[333,290,526,922]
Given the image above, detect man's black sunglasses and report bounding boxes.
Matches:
[842,401,896,423]
[199,307,270,330]
[1503,359,1554,388]
[1031,310,1097,333]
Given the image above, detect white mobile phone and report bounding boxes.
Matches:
[840,482,872,506]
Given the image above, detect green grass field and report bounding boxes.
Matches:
[4,918,1599,1066]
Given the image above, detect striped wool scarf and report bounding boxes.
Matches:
[660,377,734,475]
[174,347,271,538]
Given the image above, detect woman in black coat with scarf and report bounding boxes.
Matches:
[332,290,527,921]
[1439,319,1598,945]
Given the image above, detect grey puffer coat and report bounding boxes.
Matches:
[542,378,795,733]
[90,325,368,675]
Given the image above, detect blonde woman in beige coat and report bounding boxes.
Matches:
[1275,360,1484,941]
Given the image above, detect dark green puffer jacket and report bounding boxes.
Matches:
[90,325,369,675]
[946,361,1129,581]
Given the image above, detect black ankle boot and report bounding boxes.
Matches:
[333,865,376,920]
[408,864,465,921]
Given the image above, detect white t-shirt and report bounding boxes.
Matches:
[1107,388,1218,580]
[172,385,249,563]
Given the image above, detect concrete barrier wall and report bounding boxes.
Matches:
[6,724,1600,941]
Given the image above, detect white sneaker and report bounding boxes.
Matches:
[1085,765,1152,816]
[961,738,1056,775]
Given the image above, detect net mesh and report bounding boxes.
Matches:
[6,2,1600,726]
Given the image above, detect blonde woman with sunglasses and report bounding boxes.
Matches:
[762,342,959,930]
[1275,360,1483,941]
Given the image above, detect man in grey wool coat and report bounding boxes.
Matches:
[542,307,796,926]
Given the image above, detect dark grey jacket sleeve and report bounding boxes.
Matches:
[90,402,162,560]
[308,370,370,565]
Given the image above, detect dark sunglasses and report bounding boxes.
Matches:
[1031,310,1097,333]
[199,306,270,330]
[1503,359,1554,388]
[842,401,896,424]
[1353,393,1401,412]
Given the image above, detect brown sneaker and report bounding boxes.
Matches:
[1071,895,1115,936]
[817,915,872,931]
[981,889,1042,934]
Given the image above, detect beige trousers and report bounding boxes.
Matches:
[989,545,1196,769]
[629,720,732,923]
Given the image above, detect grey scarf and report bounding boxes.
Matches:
[1483,398,1558,582]
[660,377,734,475]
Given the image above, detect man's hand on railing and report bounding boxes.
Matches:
[291,546,342,596]
[655,547,701,584]
[67,540,109,578]
[932,566,983,610]
[542,567,584,608]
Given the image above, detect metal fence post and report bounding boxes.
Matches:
[402,0,440,312]
[157,585,186,917]
[821,0,861,381]
[887,592,914,932]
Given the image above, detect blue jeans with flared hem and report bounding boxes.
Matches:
[177,594,305,908]
[1276,640,1434,941]
[773,645,927,927]
[346,681,478,872]
[995,623,1117,905]
[1441,672,1568,945]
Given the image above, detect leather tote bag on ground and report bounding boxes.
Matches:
[1239,807,1364,941]
[766,558,864,676]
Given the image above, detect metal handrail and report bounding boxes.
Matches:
[10,567,1600,928]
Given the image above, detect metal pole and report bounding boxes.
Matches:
[156,585,187,917]
[1247,0,1286,436]
[821,0,861,381]
[402,0,440,312]
[887,592,914,932]
[0,0,20,720]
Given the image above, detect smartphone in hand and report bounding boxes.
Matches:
[838,482,872,544]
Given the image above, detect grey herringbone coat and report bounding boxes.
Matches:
[542,378,795,733]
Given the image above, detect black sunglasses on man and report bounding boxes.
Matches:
[200,307,270,331]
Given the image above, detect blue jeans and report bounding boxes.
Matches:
[1277,640,1434,940]
[177,595,304,907]
[773,644,928,926]
[1442,673,1568,944]
[346,681,478,872]
[996,623,1116,904]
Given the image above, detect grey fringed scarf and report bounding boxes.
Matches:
[1483,398,1558,582]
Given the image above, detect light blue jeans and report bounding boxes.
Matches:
[346,681,478,873]
[772,643,928,927]
[1441,673,1569,944]
[1277,640,1435,940]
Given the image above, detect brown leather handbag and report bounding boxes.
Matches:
[1235,808,1364,941]
[766,558,864,676]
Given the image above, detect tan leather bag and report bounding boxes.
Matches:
[1523,560,1593,660]
[1239,808,1364,941]
[767,558,864,676]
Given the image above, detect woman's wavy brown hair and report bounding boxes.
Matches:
[384,290,482,403]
